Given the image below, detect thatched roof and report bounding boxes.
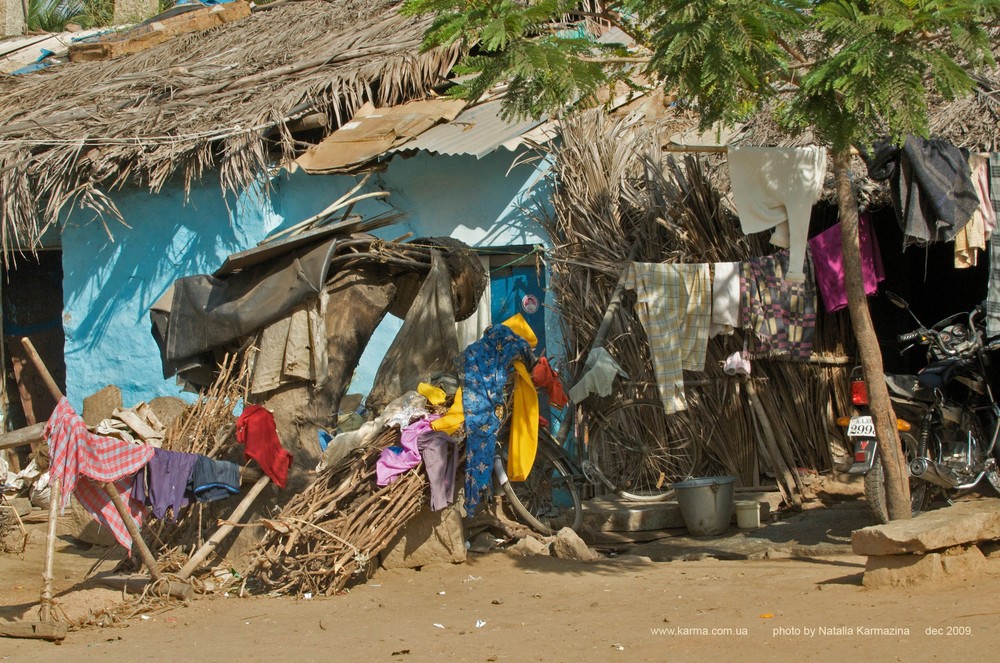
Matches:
[0,0,459,253]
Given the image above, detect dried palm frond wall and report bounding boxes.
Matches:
[540,111,857,499]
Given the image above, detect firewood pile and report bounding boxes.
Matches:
[140,353,248,572]
[245,426,427,597]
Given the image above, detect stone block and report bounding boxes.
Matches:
[863,545,987,588]
[83,385,123,428]
[57,495,117,547]
[0,0,25,37]
[381,504,466,569]
[582,496,686,532]
[852,498,1000,555]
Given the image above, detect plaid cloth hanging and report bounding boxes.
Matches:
[740,250,817,360]
[46,397,154,550]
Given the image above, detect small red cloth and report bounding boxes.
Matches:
[531,356,568,408]
[236,405,293,488]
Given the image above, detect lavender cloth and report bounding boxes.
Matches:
[417,430,458,511]
[132,448,198,522]
[807,213,885,313]
[376,415,441,486]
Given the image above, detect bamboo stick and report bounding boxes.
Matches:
[38,477,60,623]
[177,475,270,580]
[19,338,63,403]
[745,379,801,506]
[101,482,163,583]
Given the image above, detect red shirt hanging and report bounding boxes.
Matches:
[236,405,293,488]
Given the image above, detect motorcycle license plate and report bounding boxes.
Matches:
[847,416,875,437]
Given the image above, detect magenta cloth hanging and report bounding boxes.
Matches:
[807,213,885,313]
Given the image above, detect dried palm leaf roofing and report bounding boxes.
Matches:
[0,0,459,254]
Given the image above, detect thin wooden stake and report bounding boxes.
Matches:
[101,482,163,583]
[177,475,271,580]
[38,477,60,623]
[19,337,63,402]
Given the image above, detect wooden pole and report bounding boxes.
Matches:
[19,337,65,624]
[177,475,271,580]
[19,337,62,402]
[38,477,60,622]
[101,482,162,583]
[0,422,45,451]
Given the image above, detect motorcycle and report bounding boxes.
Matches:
[842,292,1000,523]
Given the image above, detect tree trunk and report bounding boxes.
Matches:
[832,150,912,520]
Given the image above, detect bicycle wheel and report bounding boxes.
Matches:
[587,398,701,501]
[500,430,583,536]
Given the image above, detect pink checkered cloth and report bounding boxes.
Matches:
[45,397,154,551]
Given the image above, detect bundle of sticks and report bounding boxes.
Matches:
[246,427,427,597]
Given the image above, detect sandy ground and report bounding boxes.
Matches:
[3,511,1000,663]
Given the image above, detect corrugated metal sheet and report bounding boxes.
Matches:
[389,99,546,159]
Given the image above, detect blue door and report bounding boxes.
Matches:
[489,264,547,355]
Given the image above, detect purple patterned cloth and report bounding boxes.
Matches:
[740,250,817,359]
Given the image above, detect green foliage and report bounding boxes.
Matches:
[402,0,616,119]
[781,0,999,150]
[28,0,89,31]
[407,0,1000,152]
[634,1,810,135]
[27,0,134,31]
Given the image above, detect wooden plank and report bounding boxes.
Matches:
[177,475,270,580]
[96,574,194,602]
[0,422,45,451]
[0,621,67,642]
[68,1,251,63]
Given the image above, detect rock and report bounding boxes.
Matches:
[506,535,550,557]
[381,504,466,569]
[863,545,987,588]
[57,495,117,547]
[82,385,123,428]
[5,496,31,517]
[852,499,1000,555]
[550,527,598,561]
[147,396,190,429]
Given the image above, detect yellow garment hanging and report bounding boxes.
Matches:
[431,386,465,435]
[506,359,539,481]
[501,312,538,348]
[501,313,539,481]
[431,313,540,479]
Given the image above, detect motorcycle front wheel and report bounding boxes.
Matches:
[864,431,931,524]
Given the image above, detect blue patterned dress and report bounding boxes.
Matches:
[460,324,534,513]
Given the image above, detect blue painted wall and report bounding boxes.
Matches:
[60,149,558,410]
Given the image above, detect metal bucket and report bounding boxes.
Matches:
[673,476,736,536]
